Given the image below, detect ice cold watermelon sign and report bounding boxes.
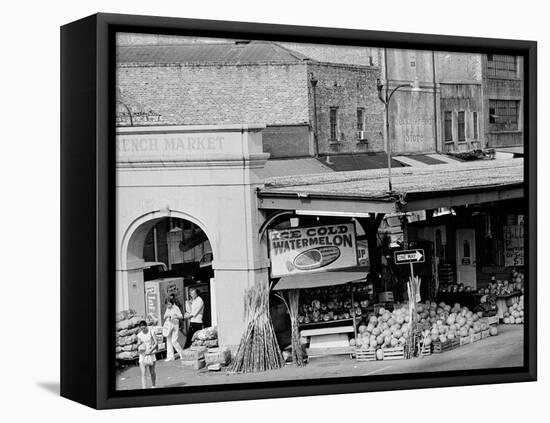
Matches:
[268,224,358,277]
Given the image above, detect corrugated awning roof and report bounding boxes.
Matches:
[272,267,368,290]
[261,158,524,201]
[117,41,309,65]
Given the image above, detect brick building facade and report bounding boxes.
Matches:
[116,37,523,160]
[482,54,524,149]
[116,40,384,158]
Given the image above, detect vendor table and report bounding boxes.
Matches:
[301,325,355,357]
[436,292,478,310]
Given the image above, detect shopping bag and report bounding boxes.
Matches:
[162,319,173,337]
[143,354,155,366]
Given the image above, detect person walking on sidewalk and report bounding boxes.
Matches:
[137,320,158,389]
[184,287,205,349]
[163,298,185,361]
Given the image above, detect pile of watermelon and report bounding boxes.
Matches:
[503,295,524,324]
[351,306,411,349]
[416,301,496,345]
[350,300,499,352]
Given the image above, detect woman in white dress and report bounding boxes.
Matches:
[163,298,186,361]
[137,320,158,389]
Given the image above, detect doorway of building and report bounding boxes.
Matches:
[138,217,215,327]
[456,229,477,288]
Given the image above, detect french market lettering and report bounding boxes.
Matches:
[268,224,358,277]
[117,134,224,154]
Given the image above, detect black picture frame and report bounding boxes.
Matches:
[60,12,537,409]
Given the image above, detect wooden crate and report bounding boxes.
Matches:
[460,336,471,346]
[481,329,491,339]
[307,346,355,358]
[355,346,405,361]
[487,315,499,326]
[355,348,377,362]
[420,343,432,356]
[379,291,394,303]
[433,338,459,353]
[470,333,482,343]
[381,346,405,360]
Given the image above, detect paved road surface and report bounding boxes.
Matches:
[116,324,523,390]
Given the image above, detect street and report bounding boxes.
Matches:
[116,324,524,390]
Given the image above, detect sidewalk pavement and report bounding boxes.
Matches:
[116,324,523,391]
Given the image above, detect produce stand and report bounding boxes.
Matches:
[436,291,477,310]
[273,267,368,358]
[495,291,522,319]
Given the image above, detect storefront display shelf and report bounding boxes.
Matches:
[306,346,355,358]
[299,317,356,327]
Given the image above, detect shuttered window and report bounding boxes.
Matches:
[489,100,519,131]
[356,108,364,131]
[329,107,338,140]
[487,54,518,78]
[444,111,453,141]
[458,111,466,141]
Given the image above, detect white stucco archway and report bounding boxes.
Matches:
[115,124,271,348]
[120,209,217,271]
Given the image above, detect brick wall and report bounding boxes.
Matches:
[307,62,384,155]
[262,125,311,158]
[482,56,524,148]
[280,42,380,66]
[116,62,310,126]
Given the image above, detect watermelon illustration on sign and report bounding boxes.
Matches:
[293,246,341,271]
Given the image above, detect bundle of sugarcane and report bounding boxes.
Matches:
[405,275,421,359]
[275,289,305,366]
[230,280,284,373]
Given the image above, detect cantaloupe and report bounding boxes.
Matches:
[489,326,498,336]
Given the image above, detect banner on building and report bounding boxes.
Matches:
[503,224,524,267]
[268,223,358,277]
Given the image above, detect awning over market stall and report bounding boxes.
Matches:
[272,266,368,291]
[258,158,524,214]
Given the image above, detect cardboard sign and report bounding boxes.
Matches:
[356,239,370,267]
[504,224,524,267]
[268,223,357,277]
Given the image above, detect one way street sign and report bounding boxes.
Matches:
[394,249,425,264]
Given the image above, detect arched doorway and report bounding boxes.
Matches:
[118,211,216,330]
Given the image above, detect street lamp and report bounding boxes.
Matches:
[377,76,420,193]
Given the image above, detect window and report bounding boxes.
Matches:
[487,54,518,78]
[473,111,478,139]
[444,111,453,141]
[356,108,365,131]
[329,107,338,141]
[458,111,466,141]
[489,100,519,131]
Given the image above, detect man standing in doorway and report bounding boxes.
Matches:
[184,287,204,349]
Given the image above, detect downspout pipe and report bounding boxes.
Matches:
[310,73,319,157]
[432,50,439,152]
